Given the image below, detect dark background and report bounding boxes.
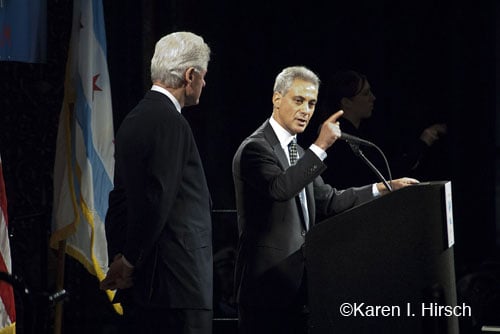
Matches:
[0,0,498,333]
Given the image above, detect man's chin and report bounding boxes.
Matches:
[185,99,200,108]
[294,126,307,134]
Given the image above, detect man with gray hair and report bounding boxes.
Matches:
[101,31,213,334]
[232,66,418,333]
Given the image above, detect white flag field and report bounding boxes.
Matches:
[50,0,116,308]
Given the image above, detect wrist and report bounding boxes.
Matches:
[313,139,329,151]
[376,182,390,195]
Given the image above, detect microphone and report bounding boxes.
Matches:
[339,133,394,192]
[340,132,374,146]
[349,143,393,192]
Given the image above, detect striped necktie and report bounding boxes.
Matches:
[288,138,309,230]
[288,137,298,166]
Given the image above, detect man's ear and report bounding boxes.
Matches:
[184,67,196,84]
[272,92,282,108]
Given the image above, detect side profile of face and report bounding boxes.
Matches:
[343,79,376,121]
[272,78,319,135]
[184,68,207,107]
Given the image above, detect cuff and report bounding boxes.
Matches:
[309,144,327,161]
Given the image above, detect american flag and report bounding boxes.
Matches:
[0,155,15,333]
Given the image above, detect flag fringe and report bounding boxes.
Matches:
[0,322,15,334]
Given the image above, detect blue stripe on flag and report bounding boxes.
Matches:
[92,0,107,55]
[74,77,113,221]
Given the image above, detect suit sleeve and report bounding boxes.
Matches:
[313,174,374,219]
[237,139,374,217]
[237,140,326,201]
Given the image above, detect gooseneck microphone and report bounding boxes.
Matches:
[339,132,375,147]
[339,132,393,192]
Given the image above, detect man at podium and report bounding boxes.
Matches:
[232,66,418,334]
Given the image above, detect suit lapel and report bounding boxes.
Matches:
[263,121,289,170]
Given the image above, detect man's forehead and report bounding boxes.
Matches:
[288,81,318,97]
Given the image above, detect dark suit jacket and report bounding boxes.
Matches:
[105,90,213,309]
[232,119,374,309]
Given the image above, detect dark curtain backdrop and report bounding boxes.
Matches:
[0,0,497,333]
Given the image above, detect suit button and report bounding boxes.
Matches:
[301,230,306,236]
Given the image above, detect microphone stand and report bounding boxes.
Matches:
[348,142,393,192]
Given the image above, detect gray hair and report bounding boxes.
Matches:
[150,31,211,88]
[273,66,320,95]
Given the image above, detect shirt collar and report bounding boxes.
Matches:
[151,85,182,113]
[269,115,296,147]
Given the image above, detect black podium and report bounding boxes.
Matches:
[305,181,459,334]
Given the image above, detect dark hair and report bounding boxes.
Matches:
[328,70,367,110]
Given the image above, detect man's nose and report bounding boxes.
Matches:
[302,104,314,114]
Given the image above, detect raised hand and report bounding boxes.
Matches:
[314,110,344,150]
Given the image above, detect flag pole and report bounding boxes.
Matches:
[53,239,66,334]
